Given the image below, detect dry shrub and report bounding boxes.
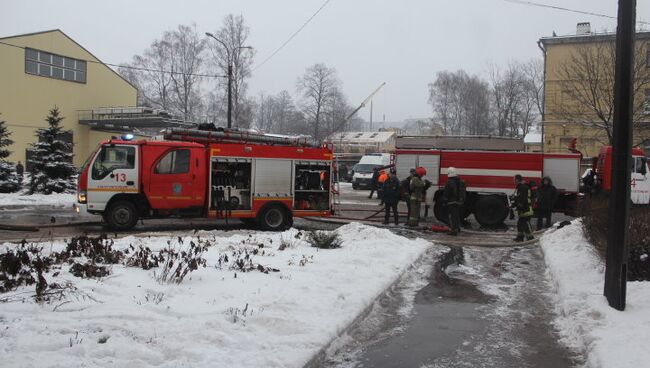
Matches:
[154,238,209,284]
[306,230,342,249]
[582,196,650,281]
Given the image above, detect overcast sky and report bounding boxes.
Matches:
[2,0,647,123]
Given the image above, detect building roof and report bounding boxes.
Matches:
[329,131,396,144]
[0,29,137,91]
[539,30,650,46]
[524,132,542,144]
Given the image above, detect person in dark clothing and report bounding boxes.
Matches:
[368,167,380,199]
[512,174,534,242]
[536,176,557,230]
[442,167,463,235]
[15,161,24,184]
[408,168,426,227]
[382,171,400,225]
[400,169,416,218]
[582,168,596,198]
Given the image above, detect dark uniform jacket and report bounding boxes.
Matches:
[442,177,462,205]
[382,176,401,204]
[514,182,534,216]
[536,177,558,211]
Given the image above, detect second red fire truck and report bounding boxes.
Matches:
[394,136,649,227]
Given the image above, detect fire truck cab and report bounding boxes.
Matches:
[77,129,333,230]
[595,146,650,205]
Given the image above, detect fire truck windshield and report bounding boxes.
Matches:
[91,146,136,180]
[355,164,380,173]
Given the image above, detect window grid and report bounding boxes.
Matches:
[24,48,86,84]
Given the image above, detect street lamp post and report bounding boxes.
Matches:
[205,32,252,129]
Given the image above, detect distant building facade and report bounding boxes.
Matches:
[539,23,650,157]
[0,29,138,167]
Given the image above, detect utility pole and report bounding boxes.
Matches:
[604,0,636,311]
[227,62,233,128]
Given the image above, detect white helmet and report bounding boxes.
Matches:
[447,167,457,178]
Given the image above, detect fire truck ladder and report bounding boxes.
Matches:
[163,127,321,147]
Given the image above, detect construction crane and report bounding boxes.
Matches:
[331,82,386,133]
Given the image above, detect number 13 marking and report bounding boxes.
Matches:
[115,173,127,182]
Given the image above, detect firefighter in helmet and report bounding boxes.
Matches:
[442,167,464,236]
[512,174,534,242]
[408,167,427,227]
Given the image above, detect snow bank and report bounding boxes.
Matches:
[0,223,431,368]
[540,220,650,368]
[0,192,75,207]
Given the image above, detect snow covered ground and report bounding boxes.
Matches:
[0,223,434,368]
[0,192,75,207]
[540,220,650,368]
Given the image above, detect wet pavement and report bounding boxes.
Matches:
[322,245,583,368]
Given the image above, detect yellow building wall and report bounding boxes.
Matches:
[542,37,650,157]
[0,30,137,167]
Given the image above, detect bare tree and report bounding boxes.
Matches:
[522,58,545,119]
[297,63,339,141]
[428,70,492,135]
[120,39,174,111]
[168,24,206,121]
[555,41,650,144]
[120,25,206,121]
[207,14,256,128]
[489,62,539,137]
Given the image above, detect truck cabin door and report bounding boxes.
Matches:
[631,156,649,204]
[148,147,206,210]
[87,144,139,211]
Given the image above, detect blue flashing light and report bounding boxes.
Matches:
[121,134,135,141]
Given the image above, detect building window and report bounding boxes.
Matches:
[24,48,87,83]
[645,89,650,114]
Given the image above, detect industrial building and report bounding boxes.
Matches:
[0,29,187,168]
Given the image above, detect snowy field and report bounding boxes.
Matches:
[540,220,650,368]
[0,192,75,207]
[0,223,433,368]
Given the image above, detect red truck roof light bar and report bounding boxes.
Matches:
[163,127,321,148]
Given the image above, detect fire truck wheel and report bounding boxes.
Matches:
[106,200,139,230]
[474,195,509,227]
[433,200,449,224]
[259,205,289,231]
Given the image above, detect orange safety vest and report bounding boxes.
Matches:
[378,172,388,183]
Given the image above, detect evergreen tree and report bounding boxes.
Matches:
[29,107,76,194]
[0,115,19,193]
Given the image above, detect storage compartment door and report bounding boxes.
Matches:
[253,159,292,198]
[543,157,580,192]
[395,154,417,180]
[417,154,440,186]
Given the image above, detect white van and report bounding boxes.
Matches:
[352,153,391,190]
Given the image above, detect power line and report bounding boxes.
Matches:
[252,0,333,72]
[503,0,650,25]
[0,40,226,78]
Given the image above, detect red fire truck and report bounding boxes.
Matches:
[76,128,334,230]
[394,136,583,227]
